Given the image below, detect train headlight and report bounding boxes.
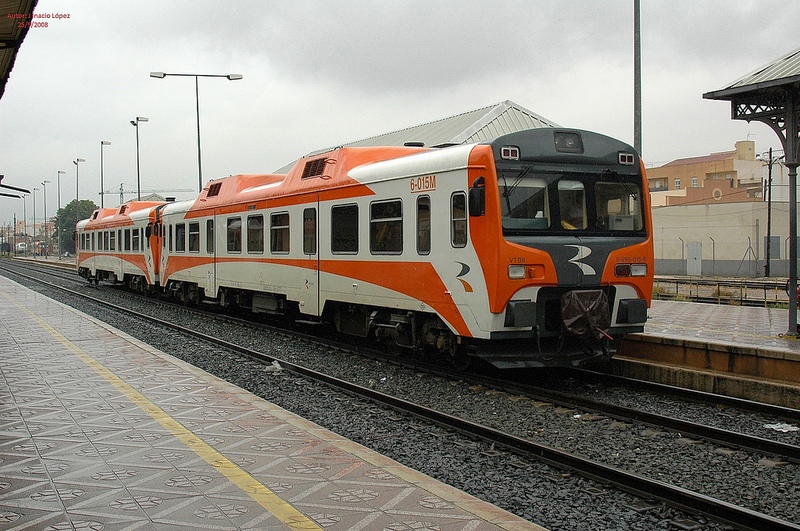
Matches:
[554,131,583,153]
[615,263,647,277]
[508,265,527,279]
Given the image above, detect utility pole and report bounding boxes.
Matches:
[633,0,642,155]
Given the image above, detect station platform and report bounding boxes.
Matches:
[646,299,800,354]
[0,275,542,530]
[616,300,800,407]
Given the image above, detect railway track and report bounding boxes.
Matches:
[3,258,800,530]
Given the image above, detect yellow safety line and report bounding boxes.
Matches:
[2,291,321,530]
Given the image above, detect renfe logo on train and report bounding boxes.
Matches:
[410,174,436,193]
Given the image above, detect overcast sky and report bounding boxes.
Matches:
[1,0,798,226]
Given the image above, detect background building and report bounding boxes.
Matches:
[648,142,791,277]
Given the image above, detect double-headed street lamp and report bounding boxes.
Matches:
[150,71,243,192]
[41,179,50,256]
[130,117,148,200]
[74,158,85,228]
[100,140,111,207]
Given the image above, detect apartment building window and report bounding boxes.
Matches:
[691,177,698,188]
[674,179,681,190]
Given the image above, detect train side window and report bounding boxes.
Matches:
[303,208,316,255]
[91,232,95,251]
[124,229,131,251]
[370,199,402,254]
[168,224,173,252]
[188,222,200,252]
[132,228,140,251]
[227,217,242,253]
[248,215,264,254]
[417,195,431,255]
[270,212,289,254]
[175,223,186,253]
[331,204,358,254]
[206,219,214,254]
[108,231,115,251]
[451,192,467,248]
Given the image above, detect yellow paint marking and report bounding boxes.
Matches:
[3,292,321,530]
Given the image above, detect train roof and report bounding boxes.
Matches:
[80,200,165,229]
[191,145,429,213]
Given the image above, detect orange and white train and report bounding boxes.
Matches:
[77,127,654,368]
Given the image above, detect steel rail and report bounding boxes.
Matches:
[576,368,800,423]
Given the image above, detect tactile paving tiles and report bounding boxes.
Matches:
[0,276,542,530]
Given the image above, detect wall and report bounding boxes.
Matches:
[652,201,793,277]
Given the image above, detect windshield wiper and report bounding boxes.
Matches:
[501,165,532,213]
[603,168,638,200]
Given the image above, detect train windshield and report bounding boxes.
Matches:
[499,169,644,235]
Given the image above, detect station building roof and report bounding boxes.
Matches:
[279,100,559,172]
[0,0,37,101]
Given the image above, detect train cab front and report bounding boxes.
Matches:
[466,128,654,368]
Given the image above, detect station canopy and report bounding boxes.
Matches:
[0,0,37,101]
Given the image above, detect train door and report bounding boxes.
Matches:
[302,202,321,316]
[206,216,217,297]
[148,205,167,285]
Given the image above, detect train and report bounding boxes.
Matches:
[76,127,654,369]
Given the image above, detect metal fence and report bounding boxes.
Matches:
[653,276,790,307]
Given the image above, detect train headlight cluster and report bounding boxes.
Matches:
[615,263,647,277]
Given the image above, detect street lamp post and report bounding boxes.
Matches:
[41,179,50,256]
[150,71,243,192]
[32,187,38,256]
[57,170,65,258]
[21,193,27,255]
[74,158,85,231]
[100,140,111,207]
[130,117,148,200]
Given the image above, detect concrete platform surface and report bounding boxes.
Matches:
[0,275,543,530]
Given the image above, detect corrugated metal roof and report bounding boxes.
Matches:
[335,100,557,149]
[279,100,558,172]
[727,46,800,90]
[704,46,800,99]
